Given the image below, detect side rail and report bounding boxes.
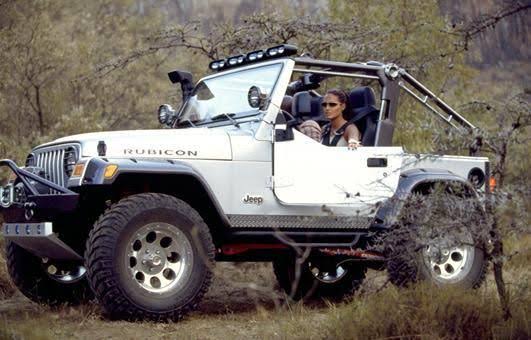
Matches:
[0,159,78,214]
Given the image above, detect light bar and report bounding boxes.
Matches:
[208,44,299,71]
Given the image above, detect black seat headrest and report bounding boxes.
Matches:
[349,87,378,122]
[292,91,313,116]
[292,91,325,123]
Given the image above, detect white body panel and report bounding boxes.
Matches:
[48,128,232,160]
[273,130,404,211]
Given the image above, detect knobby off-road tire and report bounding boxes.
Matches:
[5,242,92,305]
[386,194,488,289]
[273,256,366,301]
[85,193,215,321]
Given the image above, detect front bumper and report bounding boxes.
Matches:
[0,159,79,220]
[1,159,82,260]
[2,222,83,260]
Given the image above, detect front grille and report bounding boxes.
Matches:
[33,144,80,188]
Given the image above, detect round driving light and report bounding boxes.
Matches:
[158,104,171,124]
[248,86,260,108]
[278,46,285,54]
[218,61,225,68]
[268,48,278,56]
[228,58,238,66]
[237,56,244,63]
[248,53,257,61]
[211,62,219,70]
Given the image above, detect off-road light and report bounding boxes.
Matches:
[228,55,245,66]
[248,86,261,108]
[158,104,175,125]
[247,86,268,110]
[209,59,226,70]
[247,50,264,61]
[266,44,298,58]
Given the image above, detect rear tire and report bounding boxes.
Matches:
[273,255,365,301]
[386,192,487,289]
[85,193,215,321]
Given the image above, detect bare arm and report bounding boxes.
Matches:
[344,124,362,149]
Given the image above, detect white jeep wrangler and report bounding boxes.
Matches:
[1,45,490,321]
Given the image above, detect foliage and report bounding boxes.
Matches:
[325,283,530,340]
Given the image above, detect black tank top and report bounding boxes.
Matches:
[321,122,351,146]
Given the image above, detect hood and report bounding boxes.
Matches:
[38,128,232,160]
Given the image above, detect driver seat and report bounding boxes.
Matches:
[348,87,379,146]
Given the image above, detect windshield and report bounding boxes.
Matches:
[176,63,283,126]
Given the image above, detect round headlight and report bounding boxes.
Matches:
[25,153,36,167]
[158,104,174,125]
[63,147,77,177]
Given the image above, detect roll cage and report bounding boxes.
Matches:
[289,57,477,148]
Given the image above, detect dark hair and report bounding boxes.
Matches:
[325,88,350,118]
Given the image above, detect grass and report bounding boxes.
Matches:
[0,237,529,339]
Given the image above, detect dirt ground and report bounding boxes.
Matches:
[0,262,346,339]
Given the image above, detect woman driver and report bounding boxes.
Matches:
[321,89,362,149]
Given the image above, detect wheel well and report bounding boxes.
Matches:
[79,173,228,246]
[411,180,476,198]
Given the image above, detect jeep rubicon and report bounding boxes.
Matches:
[0,44,490,321]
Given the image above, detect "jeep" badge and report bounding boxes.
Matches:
[242,194,263,205]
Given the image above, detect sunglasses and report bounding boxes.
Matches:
[321,102,340,108]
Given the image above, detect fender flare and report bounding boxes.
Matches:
[72,157,229,225]
[372,168,477,229]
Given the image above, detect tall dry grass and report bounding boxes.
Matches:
[0,237,529,339]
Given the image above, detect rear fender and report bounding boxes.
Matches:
[373,168,477,229]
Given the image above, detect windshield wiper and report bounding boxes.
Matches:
[210,113,240,128]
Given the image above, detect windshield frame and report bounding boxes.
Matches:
[174,60,287,128]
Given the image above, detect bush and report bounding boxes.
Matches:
[324,283,530,340]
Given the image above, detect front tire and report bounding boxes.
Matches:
[85,193,215,321]
[5,242,92,305]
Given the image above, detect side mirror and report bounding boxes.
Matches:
[247,86,269,111]
[168,70,194,101]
